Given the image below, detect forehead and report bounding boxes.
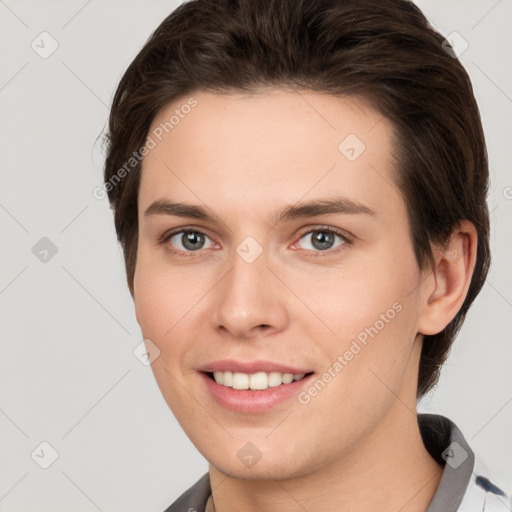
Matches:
[139,89,401,220]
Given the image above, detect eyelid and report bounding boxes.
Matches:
[159,224,354,256]
[291,225,353,255]
[158,225,211,245]
[158,225,216,254]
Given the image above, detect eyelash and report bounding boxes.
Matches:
[158,225,353,258]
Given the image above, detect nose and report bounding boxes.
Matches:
[210,247,288,340]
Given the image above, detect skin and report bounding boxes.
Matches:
[133,89,477,512]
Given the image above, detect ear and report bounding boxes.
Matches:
[417,220,478,336]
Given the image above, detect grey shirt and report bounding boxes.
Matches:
[163,413,511,512]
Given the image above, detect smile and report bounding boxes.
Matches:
[200,370,315,414]
[208,370,312,390]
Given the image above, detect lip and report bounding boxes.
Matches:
[199,370,315,414]
[198,359,313,374]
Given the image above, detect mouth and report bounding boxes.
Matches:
[199,368,316,414]
[203,370,315,390]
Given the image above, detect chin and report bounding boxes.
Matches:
[207,448,324,482]
[209,460,298,481]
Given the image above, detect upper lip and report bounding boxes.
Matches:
[198,359,313,374]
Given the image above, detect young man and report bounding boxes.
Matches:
[102,0,510,510]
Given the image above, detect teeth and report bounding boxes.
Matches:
[249,372,268,390]
[223,371,233,387]
[232,372,249,390]
[211,371,308,390]
[268,371,282,387]
[282,373,294,384]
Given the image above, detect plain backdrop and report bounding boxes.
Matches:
[1,1,511,510]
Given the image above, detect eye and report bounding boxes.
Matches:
[159,226,351,257]
[162,229,216,254]
[293,227,349,254]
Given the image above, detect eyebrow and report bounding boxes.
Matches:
[144,197,375,223]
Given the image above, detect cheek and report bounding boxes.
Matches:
[298,253,421,403]
[133,260,202,417]
[133,252,204,341]
[291,254,418,348]
[298,300,418,457]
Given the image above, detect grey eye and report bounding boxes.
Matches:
[169,231,214,252]
[298,230,345,251]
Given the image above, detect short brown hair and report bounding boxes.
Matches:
[103,0,490,400]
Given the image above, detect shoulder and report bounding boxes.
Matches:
[162,473,211,512]
[418,413,511,512]
[458,456,512,512]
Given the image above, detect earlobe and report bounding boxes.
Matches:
[417,220,478,336]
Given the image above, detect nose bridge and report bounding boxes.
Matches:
[210,238,287,338]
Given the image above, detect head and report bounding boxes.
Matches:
[102,0,490,479]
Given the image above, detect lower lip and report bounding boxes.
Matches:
[200,372,314,414]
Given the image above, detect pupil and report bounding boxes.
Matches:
[313,231,333,250]
[183,232,204,250]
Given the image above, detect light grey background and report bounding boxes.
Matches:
[1,1,511,510]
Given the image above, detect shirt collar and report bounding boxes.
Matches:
[419,413,475,512]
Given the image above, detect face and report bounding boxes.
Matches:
[134,89,426,479]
